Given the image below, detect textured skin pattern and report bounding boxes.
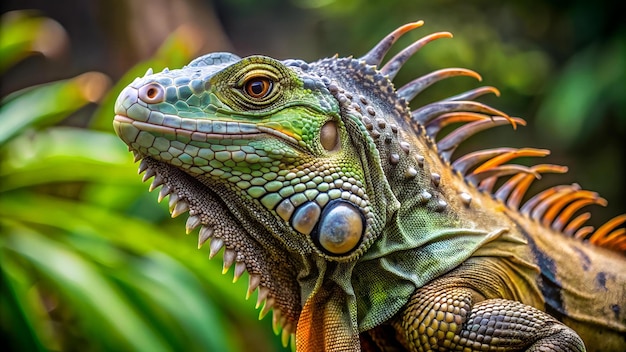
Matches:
[113,22,626,351]
[393,272,585,351]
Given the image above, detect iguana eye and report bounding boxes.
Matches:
[243,76,273,99]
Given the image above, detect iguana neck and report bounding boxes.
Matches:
[305,56,516,334]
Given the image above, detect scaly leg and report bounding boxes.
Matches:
[392,279,585,351]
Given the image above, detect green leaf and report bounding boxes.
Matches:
[114,253,236,351]
[0,11,67,72]
[0,252,50,352]
[0,73,111,145]
[2,224,170,352]
[0,189,265,350]
[0,127,134,191]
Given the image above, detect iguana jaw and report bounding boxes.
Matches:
[113,113,300,152]
[129,156,302,346]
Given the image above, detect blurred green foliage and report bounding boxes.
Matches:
[1,1,624,351]
[0,11,284,352]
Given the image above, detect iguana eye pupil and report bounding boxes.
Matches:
[244,77,273,98]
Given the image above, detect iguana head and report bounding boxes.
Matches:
[114,50,401,260]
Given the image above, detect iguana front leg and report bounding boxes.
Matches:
[392,278,585,351]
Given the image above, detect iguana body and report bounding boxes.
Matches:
[113,22,626,351]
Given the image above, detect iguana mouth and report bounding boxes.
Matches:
[113,114,298,145]
[132,155,297,346]
[113,114,262,140]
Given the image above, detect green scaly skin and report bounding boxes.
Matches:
[113,22,626,351]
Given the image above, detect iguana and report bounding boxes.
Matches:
[113,22,626,351]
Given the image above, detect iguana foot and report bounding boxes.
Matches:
[393,281,585,351]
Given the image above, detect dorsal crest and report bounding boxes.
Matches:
[362,22,626,253]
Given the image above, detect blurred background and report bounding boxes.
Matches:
[1,0,624,351]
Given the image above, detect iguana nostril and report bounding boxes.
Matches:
[138,82,165,103]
